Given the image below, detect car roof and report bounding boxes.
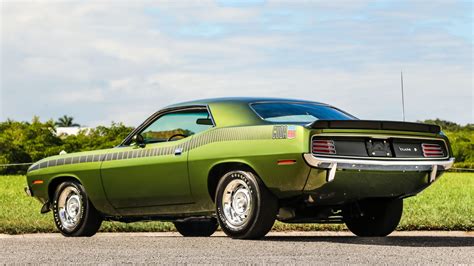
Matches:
[165,97,329,108]
[163,97,338,127]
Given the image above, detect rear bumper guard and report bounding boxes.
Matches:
[24,186,33,197]
[303,154,455,183]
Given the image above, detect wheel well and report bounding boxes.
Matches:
[207,162,257,202]
[48,176,81,202]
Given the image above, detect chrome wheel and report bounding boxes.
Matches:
[216,170,278,239]
[57,186,83,231]
[222,178,252,230]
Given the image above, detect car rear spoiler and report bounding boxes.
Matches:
[308,120,441,134]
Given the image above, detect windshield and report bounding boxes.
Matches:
[251,102,355,123]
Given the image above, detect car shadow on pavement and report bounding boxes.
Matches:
[263,236,474,247]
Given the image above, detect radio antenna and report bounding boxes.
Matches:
[400,71,406,121]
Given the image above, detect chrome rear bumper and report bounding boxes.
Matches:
[303,153,455,183]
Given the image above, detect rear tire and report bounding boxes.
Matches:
[52,181,103,237]
[173,218,218,237]
[215,170,278,239]
[344,198,403,237]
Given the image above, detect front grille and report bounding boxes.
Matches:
[422,143,444,157]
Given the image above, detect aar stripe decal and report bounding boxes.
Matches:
[29,125,291,172]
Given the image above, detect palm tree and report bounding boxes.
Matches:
[55,115,80,127]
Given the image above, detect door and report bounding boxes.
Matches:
[100,108,213,209]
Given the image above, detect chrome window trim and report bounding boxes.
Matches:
[120,105,215,146]
[310,134,450,161]
[248,101,358,123]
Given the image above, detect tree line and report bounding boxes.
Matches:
[0,117,472,174]
[0,117,133,174]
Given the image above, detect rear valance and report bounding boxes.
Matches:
[308,120,441,134]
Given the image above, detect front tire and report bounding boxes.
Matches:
[215,170,278,239]
[344,198,403,237]
[52,181,103,237]
[173,218,218,237]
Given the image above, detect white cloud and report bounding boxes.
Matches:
[55,88,105,104]
[92,39,174,64]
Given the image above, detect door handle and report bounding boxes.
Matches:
[175,148,183,156]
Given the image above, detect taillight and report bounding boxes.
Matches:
[313,139,336,154]
[422,143,444,157]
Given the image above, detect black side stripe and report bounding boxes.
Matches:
[28,126,289,172]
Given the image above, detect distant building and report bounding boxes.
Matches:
[55,127,91,136]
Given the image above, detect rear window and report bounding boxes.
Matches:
[251,102,355,123]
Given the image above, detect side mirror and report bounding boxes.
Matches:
[196,118,213,125]
[133,134,146,148]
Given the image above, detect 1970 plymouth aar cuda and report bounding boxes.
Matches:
[25,98,454,239]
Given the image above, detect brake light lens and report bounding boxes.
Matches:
[312,139,336,154]
[422,143,444,157]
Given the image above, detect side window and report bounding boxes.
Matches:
[139,110,213,144]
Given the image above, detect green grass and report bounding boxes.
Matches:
[1,173,472,234]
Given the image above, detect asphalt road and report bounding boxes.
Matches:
[1,231,473,264]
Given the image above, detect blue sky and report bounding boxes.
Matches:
[1,0,472,126]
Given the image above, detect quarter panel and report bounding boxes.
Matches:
[187,125,311,211]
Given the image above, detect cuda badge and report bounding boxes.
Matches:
[272,125,287,139]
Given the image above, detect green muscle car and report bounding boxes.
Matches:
[25,98,454,239]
